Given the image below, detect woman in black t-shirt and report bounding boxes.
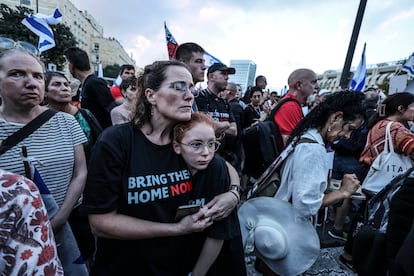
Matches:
[82,61,241,275]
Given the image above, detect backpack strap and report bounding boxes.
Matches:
[0,109,57,156]
[268,96,301,122]
[78,108,103,143]
[247,136,317,198]
[297,137,317,145]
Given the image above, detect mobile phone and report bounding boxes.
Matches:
[174,204,201,221]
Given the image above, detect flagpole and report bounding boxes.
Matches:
[339,0,367,89]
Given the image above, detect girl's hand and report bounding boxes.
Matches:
[205,192,238,220]
[177,206,213,234]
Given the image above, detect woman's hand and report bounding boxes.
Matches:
[205,192,238,221]
[340,173,360,197]
[322,173,361,208]
[176,206,213,234]
[50,216,65,235]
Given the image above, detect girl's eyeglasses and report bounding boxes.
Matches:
[179,141,221,153]
[0,36,39,56]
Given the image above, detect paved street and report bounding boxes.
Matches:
[246,247,357,276]
[244,215,358,275]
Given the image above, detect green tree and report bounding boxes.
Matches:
[0,3,77,70]
[378,78,389,95]
[104,64,121,78]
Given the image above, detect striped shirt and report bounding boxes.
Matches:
[0,112,87,206]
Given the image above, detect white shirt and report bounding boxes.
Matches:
[274,128,331,220]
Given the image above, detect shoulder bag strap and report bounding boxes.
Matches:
[0,109,57,156]
[384,121,394,153]
[250,137,317,194]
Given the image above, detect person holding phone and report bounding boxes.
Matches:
[173,112,246,276]
[242,86,269,128]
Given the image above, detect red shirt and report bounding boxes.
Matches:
[273,93,303,135]
[110,86,123,100]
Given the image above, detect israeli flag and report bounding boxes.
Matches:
[350,43,367,92]
[98,63,104,78]
[113,75,123,86]
[402,52,414,78]
[22,8,62,53]
[204,51,222,68]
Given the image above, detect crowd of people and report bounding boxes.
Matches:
[1,38,414,276]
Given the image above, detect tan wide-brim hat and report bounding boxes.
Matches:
[238,197,320,276]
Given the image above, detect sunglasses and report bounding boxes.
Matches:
[0,36,39,56]
[168,81,199,97]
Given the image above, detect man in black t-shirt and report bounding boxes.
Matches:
[195,63,237,164]
[224,82,244,175]
[64,47,116,129]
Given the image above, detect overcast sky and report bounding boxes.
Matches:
[70,0,414,91]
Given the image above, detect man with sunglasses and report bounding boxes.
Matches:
[64,47,116,129]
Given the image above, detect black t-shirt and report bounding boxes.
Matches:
[81,123,193,275]
[196,89,236,154]
[243,104,262,129]
[186,155,244,275]
[196,89,235,124]
[191,155,240,240]
[81,74,116,129]
[227,99,244,149]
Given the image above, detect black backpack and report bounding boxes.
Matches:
[241,97,300,179]
[353,167,414,275]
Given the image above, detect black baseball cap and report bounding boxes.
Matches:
[207,62,236,75]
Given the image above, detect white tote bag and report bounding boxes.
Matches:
[362,121,413,194]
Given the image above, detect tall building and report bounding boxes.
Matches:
[1,0,135,72]
[229,60,256,95]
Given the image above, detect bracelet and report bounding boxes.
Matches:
[229,190,240,203]
[229,184,243,196]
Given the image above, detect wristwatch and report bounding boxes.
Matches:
[229,184,243,196]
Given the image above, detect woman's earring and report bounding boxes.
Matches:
[328,125,332,132]
[379,104,386,117]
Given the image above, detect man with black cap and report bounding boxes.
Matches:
[196,62,237,161]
